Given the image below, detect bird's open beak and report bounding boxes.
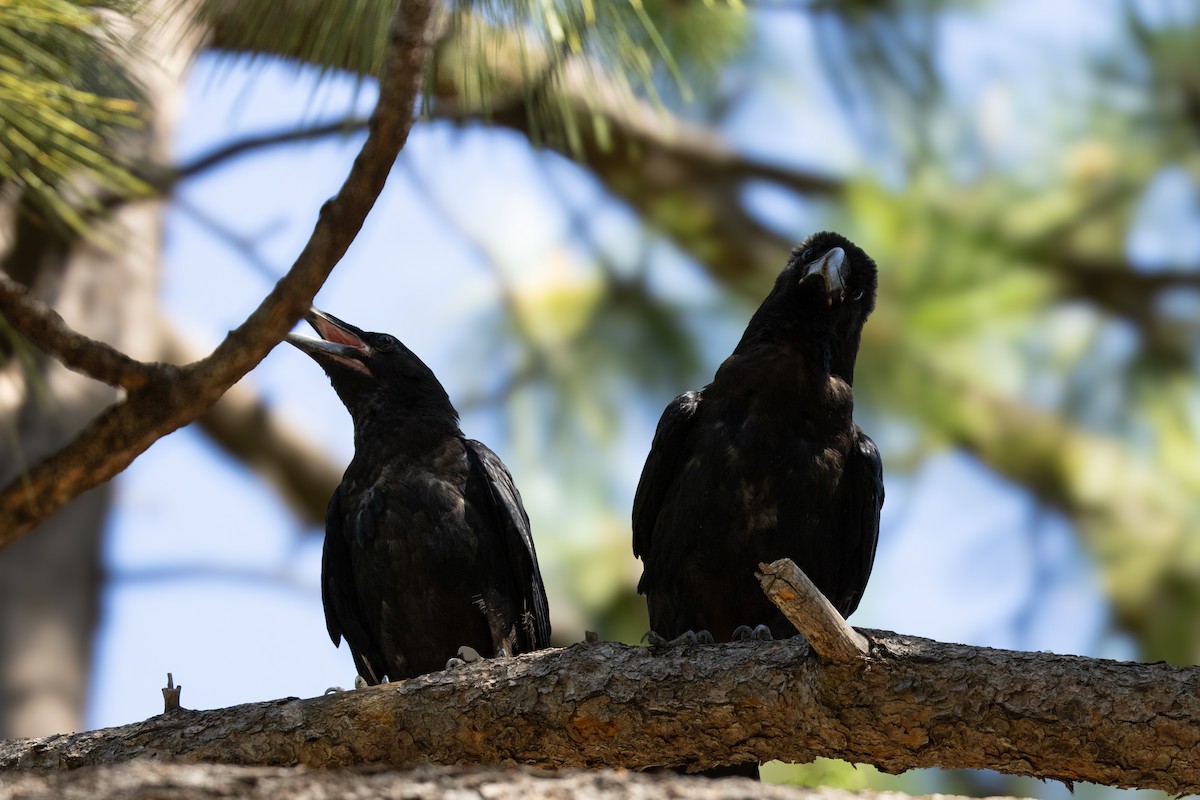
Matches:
[286,308,372,376]
[804,246,846,297]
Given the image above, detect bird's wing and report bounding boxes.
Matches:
[632,389,703,565]
[834,426,884,617]
[465,440,552,649]
[320,482,386,683]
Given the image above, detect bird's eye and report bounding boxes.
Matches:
[852,290,864,302]
[374,334,399,351]
[800,247,814,262]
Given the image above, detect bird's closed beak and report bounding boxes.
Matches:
[286,308,372,376]
[805,247,846,296]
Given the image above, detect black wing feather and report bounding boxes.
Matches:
[465,440,552,649]
[632,389,703,571]
[833,426,884,617]
[320,483,385,683]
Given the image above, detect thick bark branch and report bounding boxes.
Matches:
[1,632,1196,793]
[0,0,439,547]
[0,761,1030,800]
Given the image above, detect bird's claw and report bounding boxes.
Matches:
[732,624,774,642]
[327,671,377,693]
[445,645,484,670]
[642,629,714,647]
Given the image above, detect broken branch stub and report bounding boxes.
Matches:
[757,558,869,662]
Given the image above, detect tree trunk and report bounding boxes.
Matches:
[0,3,195,738]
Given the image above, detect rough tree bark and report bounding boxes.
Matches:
[2,629,1196,793]
[0,762,1028,800]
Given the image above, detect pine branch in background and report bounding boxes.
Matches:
[0,0,149,232]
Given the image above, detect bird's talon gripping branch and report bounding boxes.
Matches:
[641,630,670,647]
[446,645,484,669]
[732,624,774,642]
[643,629,713,647]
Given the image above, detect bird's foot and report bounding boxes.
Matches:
[731,624,774,642]
[324,673,374,694]
[445,645,484,670]
[642,629,715,647]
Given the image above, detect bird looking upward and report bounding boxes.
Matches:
[633,230,884,655]
[287,308,551,684]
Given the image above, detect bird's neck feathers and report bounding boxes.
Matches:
[344,385,462,451]
[732,305,864,387]
[351,407,462,455]
[827,327,863,387]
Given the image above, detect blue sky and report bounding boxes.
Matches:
[90,6,1138,786]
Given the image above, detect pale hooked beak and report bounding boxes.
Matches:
[805,246,846,294]
[286,307,372,376]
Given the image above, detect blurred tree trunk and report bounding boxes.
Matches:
[0,5,195,737]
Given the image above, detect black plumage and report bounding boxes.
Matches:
[287,308,550,683]
[633,230,884,644]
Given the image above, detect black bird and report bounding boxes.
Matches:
[287,308,551,684]
[632,232,883,774]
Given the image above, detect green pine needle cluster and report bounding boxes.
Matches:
[0,0,149,232]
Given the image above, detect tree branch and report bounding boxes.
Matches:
[1,631,1196,792]
[154,319,341,523]
[428,20,1200,322]
[0,0,440,547]
[0,761,1026,800]
[0,272,157,391]
[166,118,371,187]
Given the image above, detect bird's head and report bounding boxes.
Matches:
[286,308,455,426]
[737,231,879,382]
[782,230,878,317]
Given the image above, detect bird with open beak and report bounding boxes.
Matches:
[287,308,551,684]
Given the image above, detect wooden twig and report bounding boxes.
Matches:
[161,674,182,714]
[757,558,869,662]
[0,272,158,392]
